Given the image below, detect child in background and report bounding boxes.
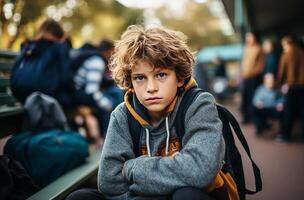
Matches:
[252,73,284,135]
[66,25,226,200]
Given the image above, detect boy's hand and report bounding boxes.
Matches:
[171,152,180,157]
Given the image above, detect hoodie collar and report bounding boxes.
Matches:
[124,78,197,127]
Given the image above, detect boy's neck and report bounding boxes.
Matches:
[148,111,165,127]
[146,95,179,127]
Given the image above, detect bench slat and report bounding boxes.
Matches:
[0,50,18,59]
[0,61,15,72]
[0,105,23,117]
[0,77,10,87]
[0,93,16,106]
[27,146,102,200]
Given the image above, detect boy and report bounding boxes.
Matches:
[66,25,225,200]
[252,73,284,135]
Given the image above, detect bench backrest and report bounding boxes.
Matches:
[0,50,18,106]
[0,50,24,138]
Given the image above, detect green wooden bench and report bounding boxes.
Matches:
[0,49,102,200]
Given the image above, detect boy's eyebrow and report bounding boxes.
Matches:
[152,67,168,73]
[153,68,162,72]
[131,72,144,76]
[131,67,167,76]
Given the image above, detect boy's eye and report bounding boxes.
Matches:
[156,72,167,79]
[133,75,145,81]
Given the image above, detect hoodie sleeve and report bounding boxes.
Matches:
[97,104,135,197]
[123,92,225,196]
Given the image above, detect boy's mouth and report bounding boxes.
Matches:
[146,97,162,103]
[146,97,161,101]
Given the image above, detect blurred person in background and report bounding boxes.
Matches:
[213,56,227,78]
[68,39,123,140]
[262,39,279,76]
[240,32,265,124]
[193,61,209,91]
[11,18,72,108]
[252,73,284,136]
[276,36,304,142]
[211,56,228,101]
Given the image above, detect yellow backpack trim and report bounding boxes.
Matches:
[206,170,240,200]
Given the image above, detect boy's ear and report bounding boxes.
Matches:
[177,79,184,87]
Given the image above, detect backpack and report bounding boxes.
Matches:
[22,92,68,132]
[127,86,262,200]
[0,155,39,200]
[4,129,89,188]
[10,39,70,103]
[4,92,89,188]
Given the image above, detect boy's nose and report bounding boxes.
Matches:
[146,80,158,93]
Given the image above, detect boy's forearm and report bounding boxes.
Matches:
[123,134,224,195]
[98,110,134,196]
[123,93,224,195]
[98,155,130,195]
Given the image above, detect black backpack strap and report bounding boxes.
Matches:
[175,87,203,141]
[126,106,142,157]
[216,104,262,194]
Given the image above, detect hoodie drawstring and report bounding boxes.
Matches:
[145,128,151,157]
[145,116,171,157]
[165,117,170,156]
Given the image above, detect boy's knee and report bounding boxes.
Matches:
[171,187,212,200]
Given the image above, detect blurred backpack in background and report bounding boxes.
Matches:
[4,129,89,188]
[22,92,68,132]
[4,92,89,188]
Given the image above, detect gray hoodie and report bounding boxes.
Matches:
[97,81,225,199]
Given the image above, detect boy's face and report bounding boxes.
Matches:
[131,60,184,120]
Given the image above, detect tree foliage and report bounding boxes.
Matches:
[155,1,238,50]
[0,0,237,50]
[0,0,143,49]
[0,0,61,48]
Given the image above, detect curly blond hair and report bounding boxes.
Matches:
[109,25,194,90]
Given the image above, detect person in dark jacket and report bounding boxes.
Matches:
[262,39,279,76]
[212,57,228,101]
[11,18,70,103]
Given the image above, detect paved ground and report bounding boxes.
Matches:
[225,98,304,200]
